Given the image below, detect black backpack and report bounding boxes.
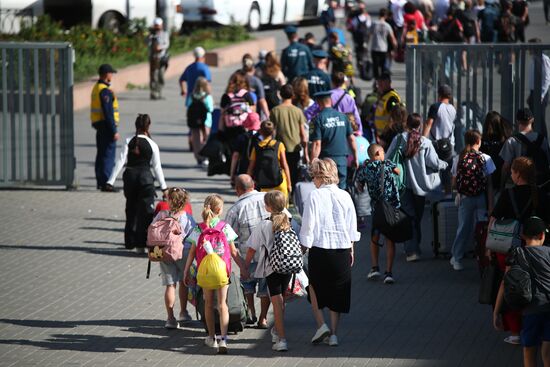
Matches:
[514,133,550,185]
[504,247,533,310]
[261,75,281,110]
[187,97,208,129]
[253,139,283,189]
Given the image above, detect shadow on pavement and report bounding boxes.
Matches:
[0,244,137,257]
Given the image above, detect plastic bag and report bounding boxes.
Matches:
[197,253,229,290]
[285,270,309,303]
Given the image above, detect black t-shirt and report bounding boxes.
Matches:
[481,139,505,190]
[491,185,550,223]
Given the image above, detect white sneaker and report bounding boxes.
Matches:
[504,335,521,345]
[449,257,456,266]
[406,253,420,262]
[311,323,330,344]
[272,339,288,351]
[271,327,279,343]
[367,267,381,280]
[218,337,228,354]
[323,334,339,346]
[178,310,192,323]
[383,272,395,284]
[204,336,218,348]
[164,318,178,329]
[453,260,464,271]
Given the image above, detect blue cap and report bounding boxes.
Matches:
[284,25,297,34]
[313,90,333,99]
[312,50,328,59]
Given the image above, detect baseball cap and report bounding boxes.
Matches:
[153,17,163,26]
[312,50,328,59]
[98,64,117,75]
[258,49,268,60]
[522,216,548,237]
[193,46,206,58]
[516,107,534,122]
[284,25,297,34]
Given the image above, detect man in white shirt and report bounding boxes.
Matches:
[148,17,170,100]
[390,0,407,45]
[224,174,270,328]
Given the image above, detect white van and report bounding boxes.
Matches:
[180,0,326,31]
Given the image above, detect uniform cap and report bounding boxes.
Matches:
[284,25,298,34]
[312,50,328,59]
[98,64,117,75]
[522,216,548,237]
[313,90,333,99]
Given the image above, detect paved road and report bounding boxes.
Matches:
[3,5,550,366]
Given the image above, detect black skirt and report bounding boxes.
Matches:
[308,246,352,313]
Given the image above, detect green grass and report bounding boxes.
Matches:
[1,16,251,82]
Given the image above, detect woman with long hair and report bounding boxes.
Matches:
[263,51,286,86]
[481,111,512,192]
[292,77,314,111]
[386,113,448,261]
[379,104,408,149]
[106,114,168,253]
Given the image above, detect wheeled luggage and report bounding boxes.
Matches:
[431,199,459,256]
[196,272,248,334]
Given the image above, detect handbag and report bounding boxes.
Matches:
[388,134,407,194]
[486,189,530,253]
[431,130,454,161]
[478,256,502,305]
[372,162,413,243]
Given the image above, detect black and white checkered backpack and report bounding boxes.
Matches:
[270,229,303,274]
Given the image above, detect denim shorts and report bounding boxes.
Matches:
[241,262,268,297]
[159,248,189,286]
[521,312,550,347]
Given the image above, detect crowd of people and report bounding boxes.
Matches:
[88,2,550,364]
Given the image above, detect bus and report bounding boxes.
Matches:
[180,0,328,31]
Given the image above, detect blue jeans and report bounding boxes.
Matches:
[400,189,426,255]
[451,193,486,262]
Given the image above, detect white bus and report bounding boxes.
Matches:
[180,0,327,31]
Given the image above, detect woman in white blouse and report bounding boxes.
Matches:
[106,114,168,253]
[299,158,361,347]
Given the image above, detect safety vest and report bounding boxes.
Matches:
[90,81,119,125]
[374,89,401,135]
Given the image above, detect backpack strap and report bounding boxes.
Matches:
[214,220,226,232]
[334,90,347,110]
[513,132,533,149]
[508,188,533,220]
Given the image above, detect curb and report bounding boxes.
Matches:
[73,36,276,111]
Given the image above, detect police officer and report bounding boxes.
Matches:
[374,72,401,139]
[91,64,120,191]
[304,50,331,96]
[309,91,358,189]
[148,17,170,100]
[281,25,314,82]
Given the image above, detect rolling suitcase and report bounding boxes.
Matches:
[431,199,459,256]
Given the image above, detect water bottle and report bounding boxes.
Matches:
[203,240,214,254]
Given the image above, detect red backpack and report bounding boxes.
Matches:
[456,152,487,197]
[146,213,184,262]
[195,221,232,276]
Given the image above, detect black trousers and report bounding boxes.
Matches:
[123,168,156,249]
[285,150,301,192]
[371,51,388,79]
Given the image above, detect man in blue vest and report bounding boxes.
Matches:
[310,91,358,189]
[90,64,120,191]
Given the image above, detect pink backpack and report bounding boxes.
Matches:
[196,221,231,276]
[146,213,183,262]
[223,89,250,128]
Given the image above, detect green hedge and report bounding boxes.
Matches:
[0,16,251,82]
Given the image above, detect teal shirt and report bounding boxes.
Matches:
[304,68,331,96]
[281,41,314,81]
[309,107,353,158]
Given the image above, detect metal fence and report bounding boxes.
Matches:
[0,42,75,189]
[405,43,550,152]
